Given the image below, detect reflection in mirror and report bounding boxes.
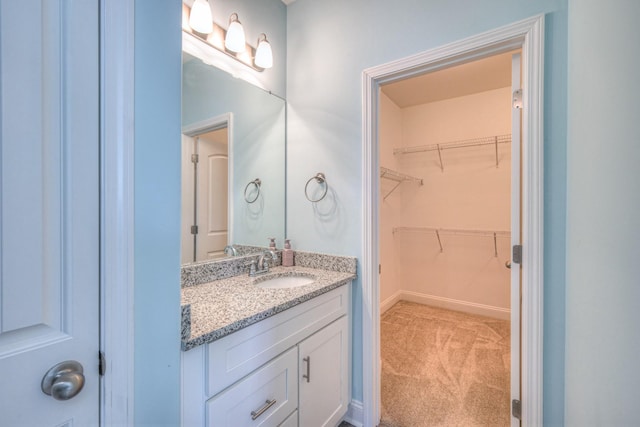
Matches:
[181,53,285,266]
[181,126,229,264]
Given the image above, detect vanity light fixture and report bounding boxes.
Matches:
[254,34,273,69]
[183,3,272,72]
[188,0,213,35]
[224,13,246,53]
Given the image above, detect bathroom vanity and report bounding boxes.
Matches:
[181,253,356,427]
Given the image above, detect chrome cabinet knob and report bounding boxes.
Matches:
[41,360,85,401]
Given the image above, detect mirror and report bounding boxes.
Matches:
[181,53,285,264]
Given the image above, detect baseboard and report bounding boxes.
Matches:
[343,399,364,427]
[380,290,402,314]
[382,291,510,320]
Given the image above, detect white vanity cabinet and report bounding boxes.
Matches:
[181,284,351,427]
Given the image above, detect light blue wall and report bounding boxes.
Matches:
[565,1,640,424]
[134,1,182,425]
[286,0,567,424]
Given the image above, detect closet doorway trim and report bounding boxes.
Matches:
[361,14,544,427]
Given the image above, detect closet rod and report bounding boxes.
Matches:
[393,134,511,155]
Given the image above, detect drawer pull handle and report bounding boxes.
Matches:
[303,356,311,383]
[251,399,276,420]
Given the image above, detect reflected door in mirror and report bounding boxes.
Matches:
[181,128,229,263]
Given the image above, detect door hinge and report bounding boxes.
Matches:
[99,351,106,376]
[512,399,522,420]
[191,153,199,164]
[191,225,198,235]
[512,244,523,264]
[512,89,523,109]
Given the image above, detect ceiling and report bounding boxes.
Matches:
[381,51,519,108]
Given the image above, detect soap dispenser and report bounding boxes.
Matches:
[268,237,276,250]
[282,239,294,267]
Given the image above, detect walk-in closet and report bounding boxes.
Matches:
[378,51,518,426]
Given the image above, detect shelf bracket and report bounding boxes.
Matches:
[437,144,444,172]
[435,229,443,252]
[494,136,499,168]
[493,232,498,257]
[382,181,403,201]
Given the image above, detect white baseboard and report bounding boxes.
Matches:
[381,290,510,320]
[380,290,402,314]
[344,399,364,427]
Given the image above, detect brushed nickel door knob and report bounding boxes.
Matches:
[41,360,85,401]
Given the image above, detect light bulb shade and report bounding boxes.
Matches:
[254,34,273,69]
[225,13,246,53]
[189,0,213,34]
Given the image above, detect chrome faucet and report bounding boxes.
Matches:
[257,249,277,272]
[246,250,277,277]
[224,245,237,257]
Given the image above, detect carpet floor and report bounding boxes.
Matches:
[380,301,511,427]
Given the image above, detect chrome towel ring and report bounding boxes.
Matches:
[244,178,261,203]
[304,172,328,202]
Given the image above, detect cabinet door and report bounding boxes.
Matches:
[298,316,349,427]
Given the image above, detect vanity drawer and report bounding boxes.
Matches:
[206,284,349,397]
[206,347,298,427]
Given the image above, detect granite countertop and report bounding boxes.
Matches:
[181,266,356,351]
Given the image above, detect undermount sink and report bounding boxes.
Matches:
[255,274,315,289]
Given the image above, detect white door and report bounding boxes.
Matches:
[181,130,229,263]
[0,0,100,425]
[196,129,228,260]
[510,52,522,427]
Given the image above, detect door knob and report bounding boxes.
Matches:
[41,360,85,401]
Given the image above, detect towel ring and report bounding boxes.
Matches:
[244,178,261,203]
[304,173,328,203]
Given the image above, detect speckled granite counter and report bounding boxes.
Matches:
[181,265,356,351]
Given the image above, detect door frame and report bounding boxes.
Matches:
[101,0,135,424]
[361,15,545,426]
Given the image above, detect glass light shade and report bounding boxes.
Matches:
[254,35,273,69]
[225,14,246,53]
[189,0,213,34]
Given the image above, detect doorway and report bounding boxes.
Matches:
[182,113,234,264]
[361,15,545,427]
[377,50,518,426]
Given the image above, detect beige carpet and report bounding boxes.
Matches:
[380,301,511,427]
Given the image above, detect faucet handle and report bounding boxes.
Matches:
[245,260,257,276]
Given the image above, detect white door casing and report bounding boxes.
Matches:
[0,0,100,425]
[361,15,544,427]
[182,135,196,263]
[511,52,523,427]
[100,0,135,424]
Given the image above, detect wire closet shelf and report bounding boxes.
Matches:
[380,167,423,200]
[393,134,511,171]
[393,226,511,257]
